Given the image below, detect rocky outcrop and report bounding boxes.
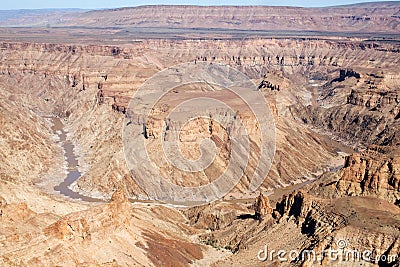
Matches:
[45,189,131,240]
[1,192,205,266]
[0,196,6,207]
[44,217,91,240]
[336,151,400,205]
[185,202,249,231]
[307,147,400,204]
[341,153,399,190]
[254,193,273,220]
[275,191,347,236]
[347,89,399,111]
[186,193,273,233]
[187,187,400,266]
[292,68,400,148]
[330,68,360,83]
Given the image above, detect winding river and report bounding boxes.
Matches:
[50,117,99,202]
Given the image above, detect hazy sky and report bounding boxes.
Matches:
[0,0,395,10]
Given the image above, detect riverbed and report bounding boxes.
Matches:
[50,117,99,202]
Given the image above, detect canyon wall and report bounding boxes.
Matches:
[2,3,399,34]
[0,38,399,200]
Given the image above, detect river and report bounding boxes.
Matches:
[50,117,100,202]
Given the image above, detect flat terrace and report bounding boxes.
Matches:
[0,26,399,44]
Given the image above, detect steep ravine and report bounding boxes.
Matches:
[1,39,398,201]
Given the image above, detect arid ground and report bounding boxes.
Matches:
[0,2,399,266]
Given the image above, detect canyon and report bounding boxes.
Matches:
[0,2,399,267]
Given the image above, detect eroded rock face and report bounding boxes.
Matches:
[185,202,249,231]
[1,37,398,201]
[191,188,400,266]
[291,67,400,148]
[45,217,91,240]
[341,153,399,191]
[0,92,60,184]
[336,151,400,205]
[0,196,6,207]
[61,4,400,34]
[275,192,348,236]
[306,147,399,206]
[0,4,399,267]
[5,38,387,199]
[1,191,205,266]
[44,189,131,240]
[254,193,273,219]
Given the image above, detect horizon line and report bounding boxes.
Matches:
[0,1,399,11]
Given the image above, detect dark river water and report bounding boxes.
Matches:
[50,117,100,202]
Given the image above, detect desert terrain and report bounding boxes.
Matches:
[0,2,399,266]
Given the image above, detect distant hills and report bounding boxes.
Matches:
[0,9,86,27]
[0,2,399,34]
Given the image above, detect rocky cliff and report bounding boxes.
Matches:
[0,3,399,266]
[185,186,400,266]
[291,66,400,148]
[84,4,400,33]
[308,147,400,206]
[1,37,399,199]
[4,38,387,199]
[0,190,206,266]
[3,4,399,34]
